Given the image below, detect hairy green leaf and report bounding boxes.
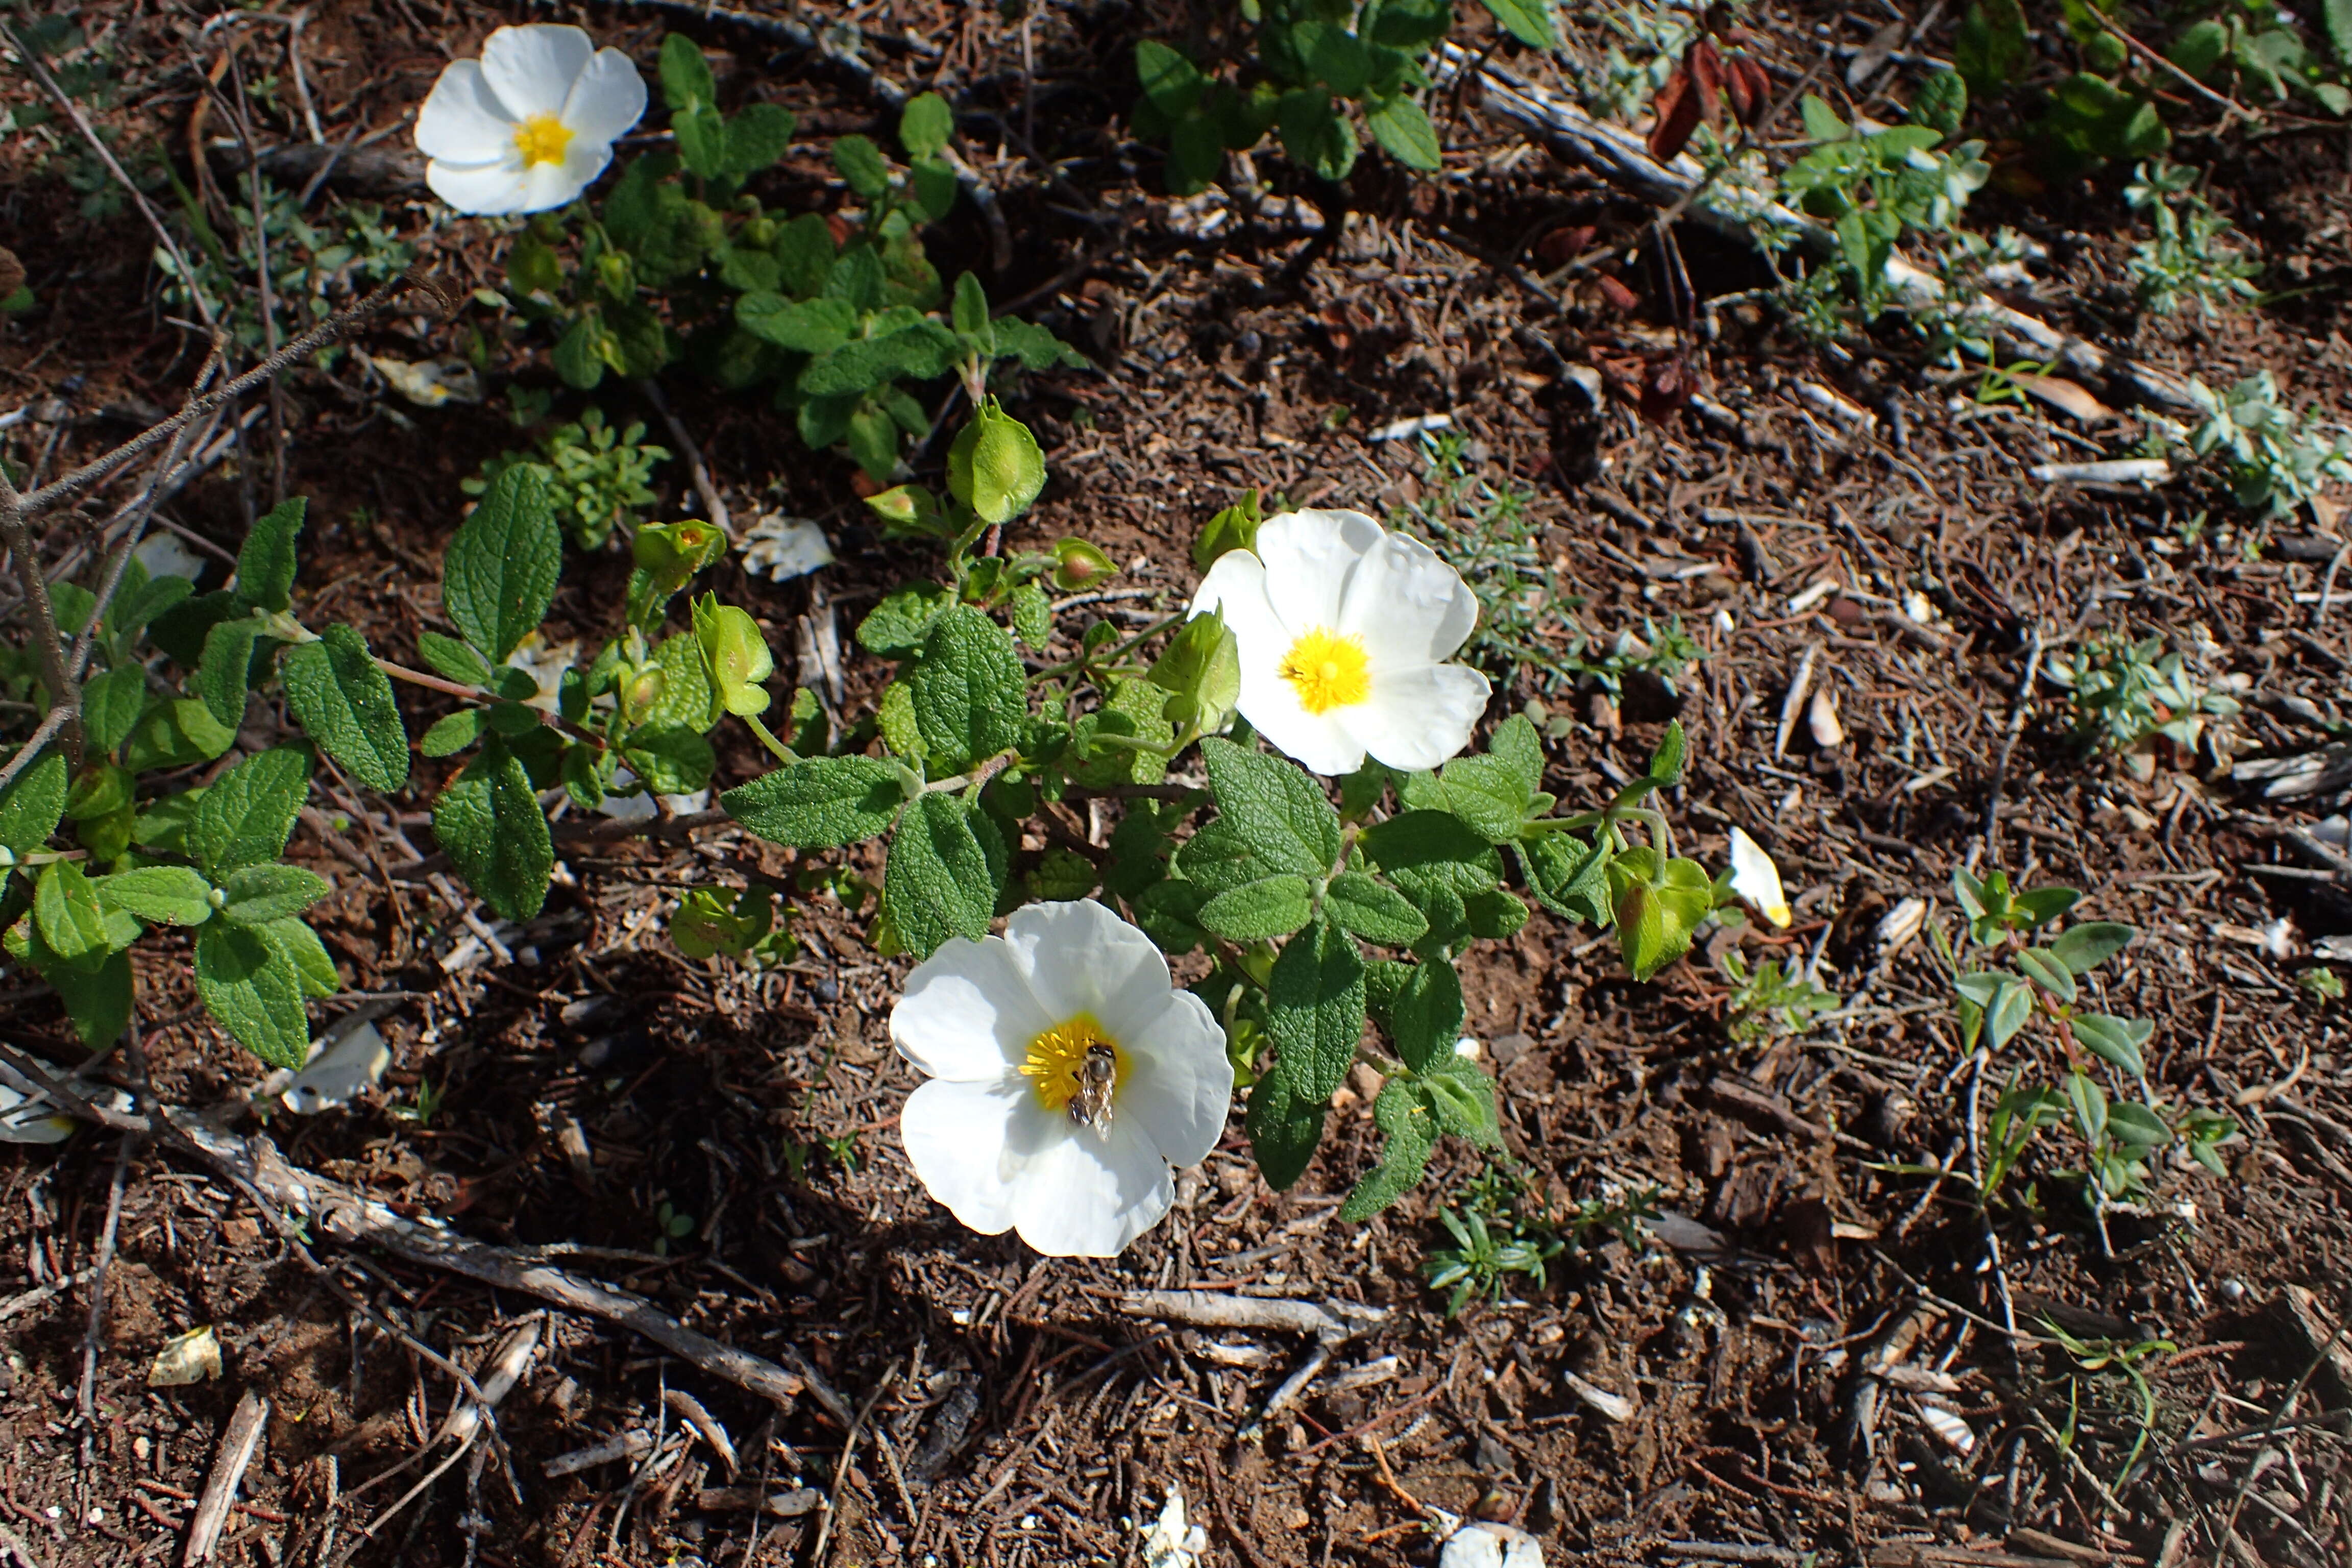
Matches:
[81,666,148,757]
[217,863,333,925]
[195,921,310,1070]
[445,465,561,662]
[1324,870,1428,946]
[94,865,213,926]
[1197,875,1315,942]
[0,752,68,856]
[235,496,306,613]
[1267,917,1366,1104]
[282,624,409,792]
[432,743,554,922]
[190,746,311,878]
[1387,957,1463,1072]
[910,606,1026,772]
[885,792,1006,958]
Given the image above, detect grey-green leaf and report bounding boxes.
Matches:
[620,725,716,796]
[445,465,561,662]
[35,860,110,962]
[81,666,148,757]
[724,756,907,849]
[1388,957,1463,1072]
[885,792,1005,959]
[1199,738,1341,877]
[195,921,311,1070]
[1325,870,1428,946]
[910,606,1026,772]
[95,865,214,926]
[194,615,268,729]
[1367,95,1441,170]
[217,863,333,925]
[432,743,553,923]
[190,745,311,878]
[235,496,306,613]
[417,630,495,687]
[2050,921,2133,975]
[2072,1012,2152,1077]
[1266,917,1366,1104]
[1197,875,1315,942]
[420,709,487,757]
[1481,0,1560,48]
[281,624,410,792]
[0,751,68,856]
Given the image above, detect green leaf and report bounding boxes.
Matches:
[910,606,1027,772]
[885,792,1006,958]
[1480,0,1559,49]
[2050,920,2133,974]
[833,134,891,198]
[1387,957,1463,1072]
[2321,0,2352,64]
[2017,945,2077,1002]
[1266,917,1366,1104]
[1801,93,1848,141]
[420,709,486,757]
[1008,582,1051,648]
[9,919,132,1048]
[1244,1060,1328,1191]
[445,465,561,663]
[659,33,717,112]
[1301,22,1371,95]
[1912,69,1968,136]
[194,615,268,729]
[1200,738,1341,877]
[944,400,1047,526]
[647,632,722,733]
[1135,39,1207,118]
[1647,719,1687,786]
[772,212,837,297]
[148,588,240,669]
[417,630,494,687]
[0,751,68,856]
[1133,877,1211,953]
[1954,0,2029,94]
[432,743,553,923]
[1419,1057,1502,1146]
[35,860,111,961]
[119,699,235,773]
[619,726,715,796]
[190,745,311,878]
[1366,95,1441,170]
[258,915,339,996]
[723,102,798,175]
[216,863,332,925]
[281,624,409,792]
[673,102,727,179]
[1174,819,1301,896]
[900,91,955,158]
[234,496,305,613]
[1197,875,1315,942]
[95,865,213,925]
[736,292,857,354]
[1519,832,1610,925]
[115,570,193,639]
[1325,870,1428,946]
[1337,1077,1437,1220]
[1987,973,2035,1050]
[195,921,310,1069]
[2072,1013,2152,1077]
[81,666,147,757]
[1277,88,1357,182]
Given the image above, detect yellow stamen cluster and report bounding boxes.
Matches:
[1020,1013,1124,1112]
[1279,627,1371,714]
[513,113,574,168]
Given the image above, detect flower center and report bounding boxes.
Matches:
[1279,627,1370,715]
[513,113,573,168]
[1020,1013,1126,1114]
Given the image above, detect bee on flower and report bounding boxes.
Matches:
[890,901,1233,1258]
[414,24,648,216]
[1189,508,1491,776]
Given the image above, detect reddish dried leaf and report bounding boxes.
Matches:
[1596,274,1640,313]
[1726,57,1772,126]
[1648,63,1702,162]
[1536,225,1597,267]
[1688,38,1726,129]
[1638,357,1694,426]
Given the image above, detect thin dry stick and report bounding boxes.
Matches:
[1980,626,2045,866]
[184,1389,270,1565]
[808,1363,900,1566]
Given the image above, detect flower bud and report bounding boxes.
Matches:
[621,666,668,726]
[1048,538,1116,592]
[693,594,775,717]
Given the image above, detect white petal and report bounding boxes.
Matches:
[1730,827,1792,927]
[1009,1113,1174,1257]
[1338,662,1489,771]
[425,158,534,216]
[562,48,649,145]
[415,59,517,164]
[479,23,593,119]
[1254,509,1382,633]
[1116,991,1232,1168]
[893,935,1053,1082]
[1192,550,1365,774]
[1336,528,1480,669]
[514,137,614,213]
[1002,900,1174,1032]
[900,1077,1026,1235]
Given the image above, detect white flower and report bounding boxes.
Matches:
[414,25,646,216]
[1190,508,1491,776]
[1728,826,1792,928]
[1140,1488,1211,1568]
[891,900,1232,1258]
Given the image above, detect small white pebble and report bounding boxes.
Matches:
[1021,1514,1038,1530]
[86,1507,104,1525]
[44,1507,61,1520]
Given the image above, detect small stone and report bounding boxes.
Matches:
[1489,1033,1535,1067]
[1439,1520,1544,1568]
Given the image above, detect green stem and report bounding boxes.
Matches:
[740,711,797,768]
[1034,612,1184,681]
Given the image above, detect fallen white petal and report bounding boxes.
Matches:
[741,514,835,582]
[148,1325,223,1388]
[282,1021,391,1115]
